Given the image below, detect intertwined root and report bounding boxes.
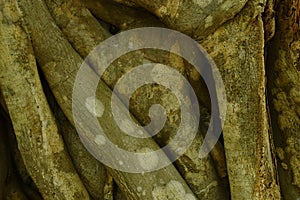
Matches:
[0,0,299,199]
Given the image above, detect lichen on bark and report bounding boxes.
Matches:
[267,0,300,199]
[0,1,90,199]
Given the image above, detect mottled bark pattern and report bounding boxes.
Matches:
[0,0,297,199]
[114,0,248,40]
[81,0,165,30]
[267,0,300,199]
[0,1,90,199]
[17,0,198,199]
[201,0,281,199]
[45,0,227,197]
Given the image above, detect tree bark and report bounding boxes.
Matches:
[113,0,248,41]
[16,0,198,199]
[0,0,299,199]
[200,0,281,199]
[267,0,300,199]
[0,1,90,199]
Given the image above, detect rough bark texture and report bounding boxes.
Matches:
[44,81,107,200]
[2,107,47,200]
[44,0,110,57]
[0,0,298,199]
[105,51,228,199]
[267,0,300,199]
[5,115,42,199]
[0,1,90,199]
[201,0,281,199]
[43,0,227,198]
[16,0,198,199]
[113,0,248,41]
[81,0,165,30]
